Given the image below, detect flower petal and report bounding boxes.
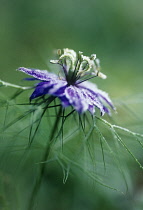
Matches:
[96,89,115,110]
[78,81,98,91]
[65,86,89,113]
[81,88,105,115]
[78,81,115,112]
[48,80,67,96]
[59,95,71,107]
[88,105,96,114]
[30,80,67,100]
[103,106,111,115]
[30,81,54,100]
[18,67,58,81]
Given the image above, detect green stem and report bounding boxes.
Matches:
[28,106,63,210]
[95,116,143,138]
[0,79,31,90]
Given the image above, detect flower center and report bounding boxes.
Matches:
[50,48,107,85]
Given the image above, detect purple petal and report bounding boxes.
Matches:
[81,88,105,115]
[18,67,58,81]
[88,105,95,114]
[97,90,115,110]
[78,81,98,92]
[30,81,54,100]
[65,86,89,113]
[59,95,71,107]
[24,78,39,81]
[63,85,106,115]
[78,81,115,111]
[48,80,67,96]
[103,106,111,115]
[30,80,67,100]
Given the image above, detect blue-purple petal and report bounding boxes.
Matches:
[18,67,58,81]
[24,78,39,81]
[103,106,111,115]
[88,105,95,114]
[78,81,115,114]
[30,80,67,100]
[65,86,89,113]
[48,80,67,96]
[81,88,105,115]
[59,95,71,107]
[30,81,54,100]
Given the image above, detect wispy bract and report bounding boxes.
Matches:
[18,48,115,115]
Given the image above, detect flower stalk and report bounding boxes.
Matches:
[28,105,63,210]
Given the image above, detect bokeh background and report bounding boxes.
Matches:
[0,0,143,209]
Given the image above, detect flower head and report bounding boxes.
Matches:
[18,48,115,115]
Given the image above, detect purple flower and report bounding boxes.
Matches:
[18,49,115,115]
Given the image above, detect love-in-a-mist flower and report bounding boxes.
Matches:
[18,48,115,115]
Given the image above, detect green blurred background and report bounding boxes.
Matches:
[0,0,143,209]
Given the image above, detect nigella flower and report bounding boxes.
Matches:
[18,48,115,115]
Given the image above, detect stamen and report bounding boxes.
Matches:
[98,72,107,79]
[76,75,98,85]
[90,54,96,60]
[51,48,107,84]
